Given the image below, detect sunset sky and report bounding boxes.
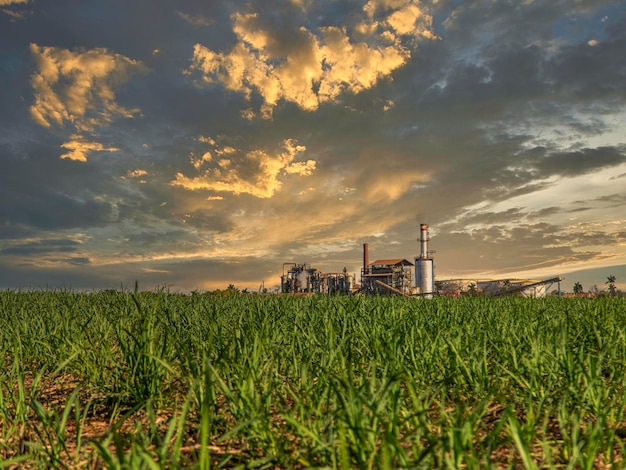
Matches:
[1,0,625,293]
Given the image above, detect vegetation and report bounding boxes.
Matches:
[607,275,618,297]
[1,291,626,468]
[569,276,622,298]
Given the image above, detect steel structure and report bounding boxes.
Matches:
[280,263,354,294]
[487,277,563,297]
[415,224,435,298]
[279,222,563,299]
[361,258,414,295]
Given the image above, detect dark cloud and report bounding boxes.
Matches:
[591,193,626,206]
[519,146,626,177]
[549,29,626,104]
[183,210,234,233]
[433,223,608,276]
[0,238,81,256]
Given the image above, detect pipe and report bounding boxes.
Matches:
[282,262,297,276]
[489,277,563,297]
[281,263,297,292]
[363,243,369,274]
[419,224,429,258]
[374,280,412,298]
[417,224,434,298]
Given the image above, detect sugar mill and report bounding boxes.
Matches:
[280,223,562,297]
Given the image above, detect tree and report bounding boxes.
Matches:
[573,282,583,295]
[606,275,617,297]
[225,284,240,296]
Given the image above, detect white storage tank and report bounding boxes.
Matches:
[415,224,434,298]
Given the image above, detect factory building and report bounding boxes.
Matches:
[359,224,434,297]
[281,223,435,297]
[360,257,414,296]
[279,222,560,298]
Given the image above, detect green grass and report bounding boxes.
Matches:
[1,291,625,468]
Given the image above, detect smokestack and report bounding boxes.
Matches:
[420,224,429,258]
[363,243,369,274]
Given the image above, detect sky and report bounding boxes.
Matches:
[1,0,625,293]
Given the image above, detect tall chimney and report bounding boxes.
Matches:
[363,243,369,274]
[420,224,429,258]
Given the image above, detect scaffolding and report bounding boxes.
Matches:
[361,259,414,296]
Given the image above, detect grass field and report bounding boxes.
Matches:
[1,291,626,468]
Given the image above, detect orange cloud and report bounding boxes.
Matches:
[127,169,148,178]
[60,136,120,162]
[188,0,435,117]
[170,139,315,198]
[29,44,144,132]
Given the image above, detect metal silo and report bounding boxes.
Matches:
[415,224,434,298]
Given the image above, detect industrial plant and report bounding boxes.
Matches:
[280,223,562,298]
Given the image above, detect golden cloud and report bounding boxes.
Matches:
[170,139,315,198]
[387,4,429,35]
[191,152,213,169]
[188,0,435,117]
[317,26,408,101]
[29,44,144,132]
[60,136,120,162]
[127,169,149,178]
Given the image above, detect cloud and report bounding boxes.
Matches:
[60,135,120,162]
[29,44,144,132]
[0,238,81,256]
[187,0,436,116]
[126,169,149,178]
[170,138,315,198]
[191,152,213,170]
[176,11,214,27]
[1,0,28,17]
[536,146,626,176]
[376,1,437,39]
[432,222,613,278]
